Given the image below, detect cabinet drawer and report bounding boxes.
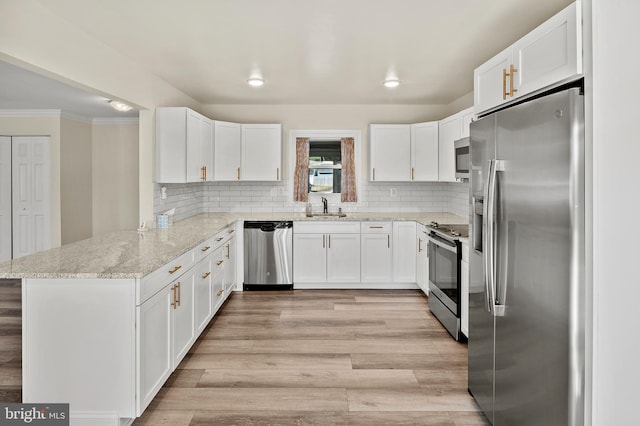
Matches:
[139,249,195,304]
[294,221,360,234]
[361,222,391,234]
[195,237,215,261]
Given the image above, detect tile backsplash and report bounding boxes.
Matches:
[154,180,471,223]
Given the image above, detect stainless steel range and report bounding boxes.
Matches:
[426,221,468,342]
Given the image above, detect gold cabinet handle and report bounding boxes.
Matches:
[503,68,508,100]
[226,243,230,259]
[202,271,211,279]
[369,226,383,229]
[217,289,223,297]
[237,167,240,180]
[216,237,224,242]
[509,64,518,97]
[228,229,235,234]
[328,235,331,249]
[276,167,279,180]
[201,246,211,252]
[176,282,181,307]
[411,167,415,180]
[322,235,325,249]
[372,168,376,181]
[388,234,390,249]
[168,265,182,274]
[217,260,224,266]
[418,239,422,253]
[171,285,177,309]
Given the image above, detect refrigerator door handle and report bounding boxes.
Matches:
[483,159,496,314]
[492,160,506,317]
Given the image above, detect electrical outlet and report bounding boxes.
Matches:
[390,188,397,197]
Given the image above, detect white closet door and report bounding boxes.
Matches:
[0,137,11,262]
[12,136,51,258]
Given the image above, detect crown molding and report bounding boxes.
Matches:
[92,117,139,125]
[60,111,92,123]
[0,109,61,117]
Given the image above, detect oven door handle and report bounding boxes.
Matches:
[426,235,457,254]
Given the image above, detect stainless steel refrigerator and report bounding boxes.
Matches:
[468,86,585,425]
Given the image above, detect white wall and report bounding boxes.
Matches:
[92,120,139,235]
[587,0,640,424]
[60,117,92,244]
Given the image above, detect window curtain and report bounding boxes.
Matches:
[293,137,310,202]
[340,137,357,202]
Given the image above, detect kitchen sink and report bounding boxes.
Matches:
[306,212,348,218]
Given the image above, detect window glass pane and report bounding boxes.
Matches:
[309,141,341,193]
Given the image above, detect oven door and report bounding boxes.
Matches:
[428,234,461,315]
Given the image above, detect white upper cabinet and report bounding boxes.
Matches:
[241,124,282,181]
[156,107,213,183]
[474,2,582,114]
[438,114,461,183]
[460,108,475,138]
[411,122,439,181]
[369,124,411,181]
[214,120,242,181]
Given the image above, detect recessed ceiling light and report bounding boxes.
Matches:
[384,79,400,88]
[109,100,133,112]
[247,77,264,87]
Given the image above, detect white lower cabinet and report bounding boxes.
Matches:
[194,257,213,334]
[137,284,173,414]
[393,221,417,282]
[293,222,360,286]
[171,269,195,367]
[461,242,469,338]
[416,225,429,295]
[326,233,361,283]
[360,222,392,282]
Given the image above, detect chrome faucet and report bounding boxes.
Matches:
[321,197,328,214]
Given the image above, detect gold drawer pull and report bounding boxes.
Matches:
[388,234,390,248]
[228,229,235,234]
[176,282,181,307]
[168,265,182,274]
[216,237,224,242]
[202,272,211,279]
[201,246,211,252]
[369,226,383,229]
[217,260,224,266]
[171,285,177,309]
[217,290,223,297]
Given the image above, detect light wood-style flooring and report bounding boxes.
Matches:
[0,282,488,425]
[135,289,488,425]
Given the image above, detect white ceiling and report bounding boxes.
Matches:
[3,0,573,113]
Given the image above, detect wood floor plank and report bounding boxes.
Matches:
[345,411,455,425]
[250,338,439,354]
[334,302,429,311]
[151,387,349,411]
[198,369,420,388]
[203,325,357,340]
[351,353,467,370]
[280,309,430,320]
[346,388,479,412]
[181,353,353,370]
[132,408,194,426]
[189,410,348,426]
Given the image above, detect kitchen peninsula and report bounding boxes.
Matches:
[0,211,466,426]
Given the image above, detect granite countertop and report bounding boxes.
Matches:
[0,212,467,280]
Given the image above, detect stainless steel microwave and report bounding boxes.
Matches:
[454,137,470,179]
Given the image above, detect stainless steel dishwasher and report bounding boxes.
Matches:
[243,221,293,290]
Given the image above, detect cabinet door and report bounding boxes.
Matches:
[241,124,282,181]
[293,233,326,283]
[411,122,439,181]
[137,284,172,415]
[393,222,416,282]
[201,118,214,182]
[361,233,392,282]
[416,233,429,295]
[212,268,225,313]
[370,125,411,181]
[186,110,202,183]
[327,234,361,283]
[194,257,213,334]
[172,270,195,368]
[461,259,469,338]
[224,237,236,295]
[459,107,475,138]
[156,108,188,183]
[438,115,461,182]
[512,2,581,99]
[473,47,513,114]
[214,120,242,181]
